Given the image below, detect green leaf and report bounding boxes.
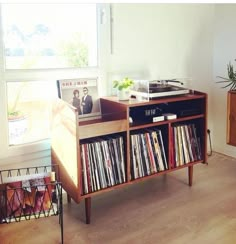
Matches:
[112,77,134,90]
[222,82,234,89]
[216,61,236,91]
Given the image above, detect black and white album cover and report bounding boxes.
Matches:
[57,78,101,120]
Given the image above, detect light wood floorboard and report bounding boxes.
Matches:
[1,152,236,244]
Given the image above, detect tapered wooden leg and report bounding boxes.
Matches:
[67,193,71,203]
[188,165,193,186]
[85,197,91,224]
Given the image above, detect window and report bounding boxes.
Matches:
[2,4,98,69]
[0,3,109,162]
[7,81,58,145]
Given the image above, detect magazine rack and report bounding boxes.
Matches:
[0,165,63,244]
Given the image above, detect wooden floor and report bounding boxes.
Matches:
[1,152,236,244]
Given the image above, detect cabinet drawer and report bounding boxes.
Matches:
[227,91,236,146]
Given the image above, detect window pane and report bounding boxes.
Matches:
[7,81,57,145]
[2,4,97,69]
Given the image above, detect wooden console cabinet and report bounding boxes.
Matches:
[51,90,207,224]
[227,91,236,146]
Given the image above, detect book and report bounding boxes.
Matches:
[173,126,179,167]
[81,144,88,194]
[145,132,157,174]
[168,126,175,169]
[140,133,151,176]
[84,144,93,193]
[134,134,144,178]
[112,138,123,183]
[98,140,110,187]
[118,137,126,183]
[94,142,107,189]
[87,143,96,192]
[184,125,194,162]
[151,131,165,171]
[177,126,184,166]
[108,139,119,184]
[156,130,168,170]
[180,125,190,164]
[191,124,202,160]
[90,143,101,191]
[101,141,112,187]
[131,135,138,179]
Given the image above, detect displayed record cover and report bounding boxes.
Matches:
[57,78,101,120]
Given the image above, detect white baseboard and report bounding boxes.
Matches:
[213,144,236,158]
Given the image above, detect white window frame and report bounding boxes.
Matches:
[0,3,111,166]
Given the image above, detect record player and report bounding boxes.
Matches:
[130,79,190,100]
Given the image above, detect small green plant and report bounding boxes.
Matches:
[8,110,24,120]
[216,60,236,91]
[113,77,134,91]
[7,82,27,120]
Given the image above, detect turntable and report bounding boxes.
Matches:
[130,79,190,100]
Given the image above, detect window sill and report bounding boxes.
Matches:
[0,139,51,167]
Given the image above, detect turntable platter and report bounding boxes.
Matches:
[130,79,190,100]
[149,86,173,93]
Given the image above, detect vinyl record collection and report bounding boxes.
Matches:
[80,135,126,195]
[130,129,168,180]
[172,123,202,167]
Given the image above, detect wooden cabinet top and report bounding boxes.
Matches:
[101,91,207,108]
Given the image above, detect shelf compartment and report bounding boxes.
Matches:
[170,120,204,169]
[80,160,204,199]
[80,134,127,195]
[129,114,204,131]
[130,126,168,180]
[130,160,203,183]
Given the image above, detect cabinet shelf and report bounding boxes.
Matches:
[129,114,205,130]
[79,119,127,140]
[51,90,207,224]
[80,159,203,200]
[105,92,206,107]
[130,160,202,183]
[80,181,128,199]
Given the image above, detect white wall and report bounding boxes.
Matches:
[107,3,215,154]
[212,4,236,157]
[107,4,214,93]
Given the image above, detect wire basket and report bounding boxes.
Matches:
[0,165,63,243]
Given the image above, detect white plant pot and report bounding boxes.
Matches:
[8,116,28,145]
[117,89,130,101]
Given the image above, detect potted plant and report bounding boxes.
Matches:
[113,77,134,100]
[7,83,28,145]
[216,61,236,91]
